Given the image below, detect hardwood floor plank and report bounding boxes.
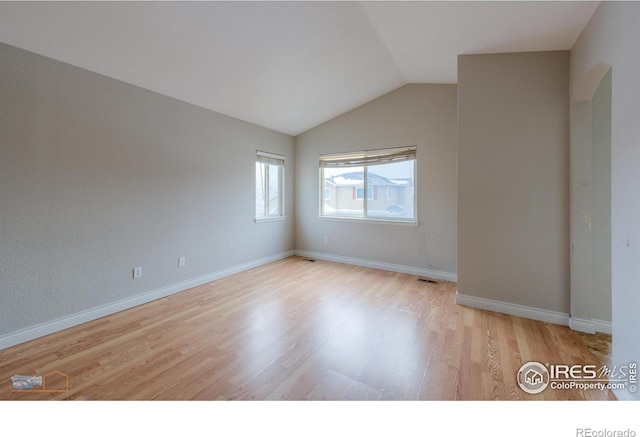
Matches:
[305,369,353,400]
[0,256,616,400]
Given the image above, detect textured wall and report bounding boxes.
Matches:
[590,69,612,324]
[571,2,640,398]
[0,43,294,336]
[457,51,570,313]
[295,84,458,275]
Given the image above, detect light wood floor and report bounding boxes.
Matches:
[0,256,615,400]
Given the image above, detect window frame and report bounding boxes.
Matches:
[255,150,285,222]
[318,146,417,224]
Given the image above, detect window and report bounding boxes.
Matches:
[355,187,375,200]
[320,146,416,223]
[255,151,284,220]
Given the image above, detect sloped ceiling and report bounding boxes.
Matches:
[0,1,599,136]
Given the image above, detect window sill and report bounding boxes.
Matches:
[254,216,286,223]
[317,216,418,227]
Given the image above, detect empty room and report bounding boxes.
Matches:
[1,0,639,422]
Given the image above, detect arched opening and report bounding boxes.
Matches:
[570,64,612,335]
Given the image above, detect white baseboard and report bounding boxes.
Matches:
[569,317,596,334]
[0,250,295,351]
[455,290,571,326]
[294,250,457,282]
[569,317,612,334]
[592,318,612,335]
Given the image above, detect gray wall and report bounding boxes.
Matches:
[295,84,457,276]
[591,69,612,324]
[457,51,570,313]
[570,99,594,327]
[571,67,613,332]
[571,2,640,399]
[0,43,294,337]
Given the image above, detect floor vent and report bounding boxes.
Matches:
[418,278,438,284]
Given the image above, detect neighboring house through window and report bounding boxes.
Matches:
[355,187,374,200]
[255,151,284,220]
[319,146,417,223]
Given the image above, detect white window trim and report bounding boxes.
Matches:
[318,216,419,227]
[318,146,418,224]
[254,216,286,223]
[255,150,285,222]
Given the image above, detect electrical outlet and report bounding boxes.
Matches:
[133,267,142,279]
[178,257,186,268]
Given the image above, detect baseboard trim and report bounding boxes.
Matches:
[294,250,457,282]
[0,250,295,351]
[592,318,612,335]
[455,291,571,326]
[569,317,612,334]
[569,317,596,334]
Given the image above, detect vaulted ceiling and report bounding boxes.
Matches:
[0,1,599,136]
